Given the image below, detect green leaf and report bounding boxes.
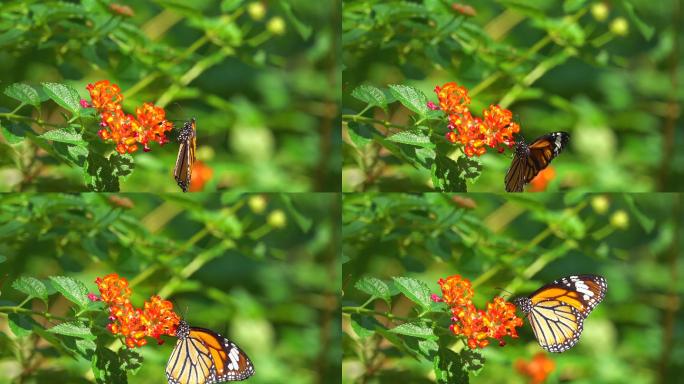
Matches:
[48,322,95,339]
[1,121,33,145]
[388,85,429,117]
[354,277,392,303]
[85,152,134,192]
[41,82,82,115]
[8,314,39,337]
[418,339,439,358]
[431,154,481,192]
[220,0,243,12]
[49,276,89,309]
[12,277,48,302]
[563,0,588,13]
[387,129,435,149]
[351,85,388,110]
[346,121,374,149]
[392,276,433,310]
[389,322,435,339]
[350,314,383,339]
[4,83,40,107]
[39,128,86,146]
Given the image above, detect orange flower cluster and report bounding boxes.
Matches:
[86,80,173,154]
[432,275,523,349]
[515,352,555,384]
[93,273,180,348]
[434,82,520,157]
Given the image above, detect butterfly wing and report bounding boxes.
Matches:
[525,274,607,353]
[174,119,197,193]
[166,324,254,384]
[504,151,527,192]
[505,132,569,192]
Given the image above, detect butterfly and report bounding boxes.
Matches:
[513,274,607,353]
[174,118,197,192]
[166,320,255,383]
[504,131,569,192]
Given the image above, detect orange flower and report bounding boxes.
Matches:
[189,160,214,192]
[435,82,520,157]
[135,103,173,151]
[435,82,470,115]
[86,80,123,112]
[529,166,556,192]
[86,80,173,154]
[515,352,555,384]
[433,274,523,349]
[93,273,180,348]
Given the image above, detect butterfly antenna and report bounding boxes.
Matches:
[495,287,513,298]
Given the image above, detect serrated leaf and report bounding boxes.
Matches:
[41,82,82,115]
[49,276,89,308]
[392,277,433,310]
[39,128,85,146]
[48,322,95,339]
[354,277,392,302]
[4,83,40,107]
[387,130,435,149]
[418,339,439,357]
[389,322,435,339]
[388,85,429,117]
[351,85,388,110]
[12,277,48,302]
[75,338,97,358]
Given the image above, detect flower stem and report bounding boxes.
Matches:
[342,114,406,130]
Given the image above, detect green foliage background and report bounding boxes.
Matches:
[342,0,682,192]
[342,193,683,383]
[0,0,340,192]
[0,192,340,383]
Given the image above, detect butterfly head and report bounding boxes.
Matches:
[514,137,529,157]
[512,297,532,314]
[175,320,190,339]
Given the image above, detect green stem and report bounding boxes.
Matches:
[342,306,417,323]
[0,307,73,322]
[342,114,407,130]
[123,35,211,100]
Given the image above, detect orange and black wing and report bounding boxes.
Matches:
[166,321,254,384]
[174,118,197,193]
[515,274,607,353]
[505,132,569,192]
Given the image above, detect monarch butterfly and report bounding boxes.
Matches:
[505,132,569,192]
[166,320,255,383]
[513,274,607,353]
[174,118,197,192]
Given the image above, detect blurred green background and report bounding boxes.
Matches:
[0,192,340,383]
[342,193,683,383]
[0,0,340,192]
[342,0,683,192]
